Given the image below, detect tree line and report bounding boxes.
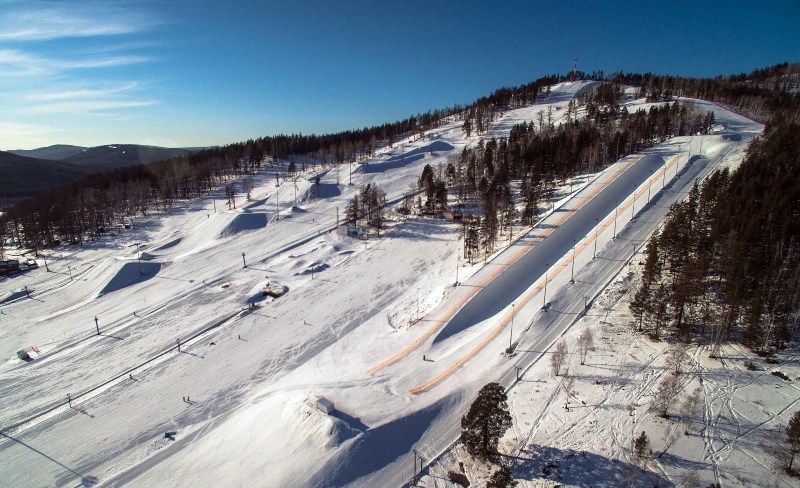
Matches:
[2,64,796,255]
[416,82,714,263]
[614,62,800,123]
[1,73,581,253]
[630,116,800,355]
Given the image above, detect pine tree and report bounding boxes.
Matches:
[787,410,800,471]
[487,465,517,488]
[461,382,513,462]
[633,431,651,466]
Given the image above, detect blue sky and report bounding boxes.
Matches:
[1,0,797,150]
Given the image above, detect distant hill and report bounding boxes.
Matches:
[61,144,191,169]
[1,144,194,207]
[8,144,86,161]
[9,144,191,170]
[0,151,94,204]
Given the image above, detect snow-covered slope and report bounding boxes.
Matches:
[0,82,765,487]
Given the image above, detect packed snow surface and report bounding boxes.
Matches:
[0,83,770,487]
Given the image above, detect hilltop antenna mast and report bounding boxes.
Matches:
[572,57,578,81]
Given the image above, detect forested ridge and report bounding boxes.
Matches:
[414,82,715,262]
[1,63,797,261]
[631,116,800,354]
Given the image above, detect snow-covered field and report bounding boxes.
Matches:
[422,256,800,488]
[0,82,772,487]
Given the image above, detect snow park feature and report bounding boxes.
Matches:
[0,81,781,488]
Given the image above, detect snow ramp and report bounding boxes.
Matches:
[310,393,458,487]
[217,212,268,237]
[433,154,667,344]
[361,141,454,174]
[98,261,162,296]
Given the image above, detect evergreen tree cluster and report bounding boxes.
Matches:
[630,118,800,353]
[433,82,713,262]
[614,62,800,123]
[344,183,386,231]
[0,73,570,251]
[2,64,795,252]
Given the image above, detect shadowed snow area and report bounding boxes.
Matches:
[310,182,341,198]
[1,288,29,304]
[98,261,162,296]
[362,141,454,174]
[154,237,181,251]
[434,154,667,344]
[312,394,456,487]
[217,212,267,237]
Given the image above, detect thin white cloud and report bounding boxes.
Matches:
[0,49,151,77]
[0,2,160,41]
[22,99,158,114]
[27,82,141,101]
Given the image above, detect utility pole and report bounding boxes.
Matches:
[67,393,72,408]
[336,207,339,228]
[412,449,418,486]
[213,198,217,212]
[43,254,49,272]
[570,244,576,283]
[593,226,598,259]
[542,267,549,309]
[508,303,515,352]
[276,186,280,221]
[416,287,420,321]
[242,252,247,268]
[69,265,73,281]
[137,243,143,275]
[94,316,100,335]
[613,207,618,239]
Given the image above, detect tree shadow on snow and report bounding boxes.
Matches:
[0,432,100,487]
[507,444,673,487]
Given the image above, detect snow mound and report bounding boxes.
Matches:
[311,393,457,487]
[98,261,162,296]
[294,262,330,276]
[1,288,29,304]
[218,212,268,237]
[154,237,181,251]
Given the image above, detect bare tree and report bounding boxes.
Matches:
[666,342,689,374]
[679,388,703,435]
[577,328,594,365]
[651,373,681,418]
[563,375,575,410]
[242,177,254,201]
[551,340,568,376]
